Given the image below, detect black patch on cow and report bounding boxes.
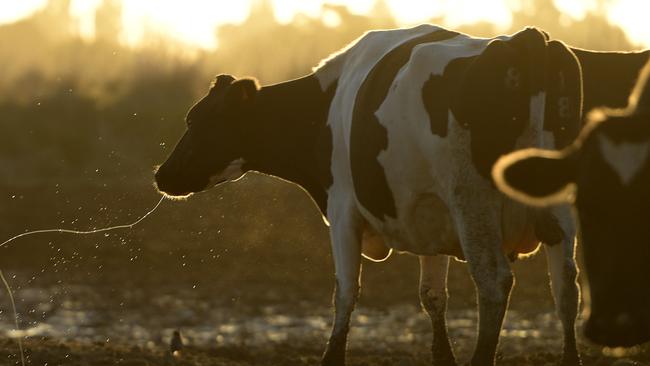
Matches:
[315,81,338,190]
[309,80,338,215]
[452,27,548,180]
[422,75,449,137]
[545,40,582,149]
[238,75,338,217]
[350,29,458,220]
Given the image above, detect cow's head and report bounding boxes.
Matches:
[155,74,258,197]
[493,61,650,347]
[452,28,582,179]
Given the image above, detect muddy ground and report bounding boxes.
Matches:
[0,178,649,365]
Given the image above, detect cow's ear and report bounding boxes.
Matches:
[215,74,235,88]
[459,28,547,104]
[454,39,523,124]
[225,78,259,107]
[466,39,523,91]
[507,27,549,92]
[208,74,235,95]
[545,40,583,148]
[630,60,650,116]
[492,148,577,207]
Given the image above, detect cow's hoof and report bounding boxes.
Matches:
[432,347,457,366]
[431,357,457,366]
[321,338,346,366]
[560,354,582,366]
[432,350,457,366]
[321,351,345,366]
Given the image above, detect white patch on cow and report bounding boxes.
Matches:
[372,32,489,256]
[597,134,650,185]
[542,131,556,150]
[314,24,444,92]
[530,92,546,128]
[515,92,547,150]
[313,34,358,91]
[209,158,246,185]
[544,204,580,346]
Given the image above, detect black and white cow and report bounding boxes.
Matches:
[493,60,650,348]
[155,24,627,365]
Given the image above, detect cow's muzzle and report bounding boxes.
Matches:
[154,165,206,197]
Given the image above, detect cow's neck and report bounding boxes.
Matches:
[571,48,650,113]
[244,74,337,215]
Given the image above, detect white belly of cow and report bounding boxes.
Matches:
[360,192,542,261]
[360,190,462,259]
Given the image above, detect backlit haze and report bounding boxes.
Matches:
[1,2,650,364]
[1,0,649,49]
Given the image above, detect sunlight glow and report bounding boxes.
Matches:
[0,0,47,23]
[70,0,102,39]
[607,0,650,48]
[292,0,378,18]
[554,0,596,20]
[442,0,512,28]
[270,0,324,23]
[120,1,249,48]
[385,0,442,24]
[0,0,649,49]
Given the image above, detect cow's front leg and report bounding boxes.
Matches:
[544,207,581,366]
[322,208,362,366]
[455,197,513,366]
[419,255,456,366]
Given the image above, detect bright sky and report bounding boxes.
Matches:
[1,0,649,49]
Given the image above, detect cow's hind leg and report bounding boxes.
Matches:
[321,205,362,366]
[419,255,456,366]
[455,198,513,366]
[465,245,513,366]
[543,207,581,366]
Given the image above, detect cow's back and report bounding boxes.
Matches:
[319,24,453,144]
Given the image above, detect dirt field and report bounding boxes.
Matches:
[1,179,649,365]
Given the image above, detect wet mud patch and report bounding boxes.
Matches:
[1,284,649,365]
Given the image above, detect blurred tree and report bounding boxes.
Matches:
[94,0,122,45]
[214,0,397,83]
[369,0,397,29]
[509,0,633,50]
[248,0,277,28]
[39,0,75,42]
